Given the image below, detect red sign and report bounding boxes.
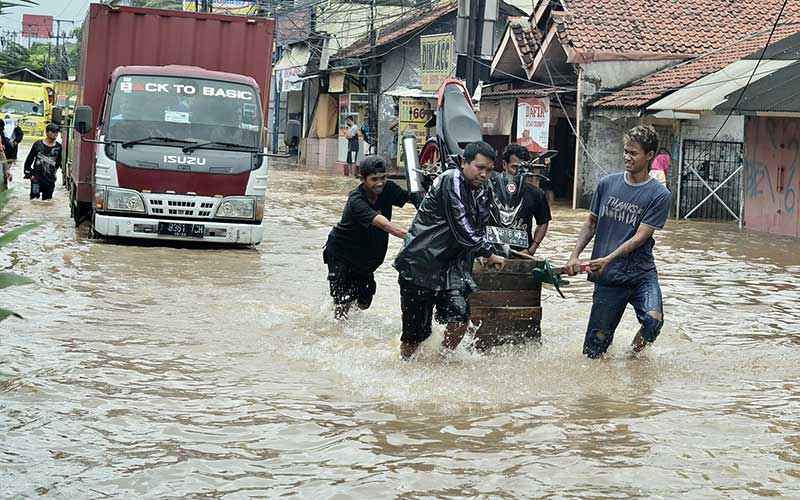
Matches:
[21,14,53,39]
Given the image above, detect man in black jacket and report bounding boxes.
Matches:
[394,141,505,359]
[324,156,414,319]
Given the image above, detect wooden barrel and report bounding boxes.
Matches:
[470,258,544,350]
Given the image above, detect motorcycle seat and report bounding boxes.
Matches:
[437,83,482,156]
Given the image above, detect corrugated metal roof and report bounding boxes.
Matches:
[716,61,800,114]
[744,31,800,59]
[647,59,796,112]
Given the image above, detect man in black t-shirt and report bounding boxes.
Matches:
[502,143,551,256]
[24,123,63,201]
[324,156,412,319]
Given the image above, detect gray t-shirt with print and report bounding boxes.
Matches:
[589,172,671,285]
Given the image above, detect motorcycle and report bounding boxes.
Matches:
[486,150,558,250]
[403,78,481,195]
[401,78,558,253]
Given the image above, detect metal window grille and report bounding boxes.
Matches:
[679,140,744,221]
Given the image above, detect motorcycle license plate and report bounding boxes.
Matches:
[157,222,205,238]
[486,226,528,247]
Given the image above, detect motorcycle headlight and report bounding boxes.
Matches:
[216,197,255,219]
[105,187,145,213]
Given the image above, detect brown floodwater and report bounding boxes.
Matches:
[1,155,799,498]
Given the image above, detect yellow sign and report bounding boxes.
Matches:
[397,98,431,168]
[182,0,257,15]
[420,33,454,92]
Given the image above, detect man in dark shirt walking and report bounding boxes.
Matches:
[394,141,505,359]
[324,156,413,319]
[24,123,63,200]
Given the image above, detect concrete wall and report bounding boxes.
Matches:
[376,15,457,162]
[316,3,405,53]
[742,116,800,238]
[573,59,686,207]
[682,113,744,143]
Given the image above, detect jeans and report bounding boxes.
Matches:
[583,272,664,358]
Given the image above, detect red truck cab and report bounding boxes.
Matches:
[69,4,274,244]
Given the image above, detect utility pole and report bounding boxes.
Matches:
[367,0,378,155]
[455,0,496,94]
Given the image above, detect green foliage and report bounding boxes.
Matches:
[0,189,38,322]
[0,1,38,15]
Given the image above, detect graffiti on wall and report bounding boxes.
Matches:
[743,116,800,237]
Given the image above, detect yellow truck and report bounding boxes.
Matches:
[54,80,81,117]
[0,79,55,139]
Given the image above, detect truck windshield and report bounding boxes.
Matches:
[106,75,262,149]
[0,99,44,116]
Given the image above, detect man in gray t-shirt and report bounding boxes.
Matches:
[566,125,672,358]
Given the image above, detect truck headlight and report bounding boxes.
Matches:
[105,187,145,213]
[216,196,255,219]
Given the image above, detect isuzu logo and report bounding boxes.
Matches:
[163,155,206,165]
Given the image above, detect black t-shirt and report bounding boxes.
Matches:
[516,183,552,243]
[325,181,410,274]
[24,140,63,185]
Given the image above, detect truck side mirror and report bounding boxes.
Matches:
[52,106,64,125]
[74,105,93,135]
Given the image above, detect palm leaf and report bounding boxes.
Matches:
[0,272,33,289]
[0,307,22,321]
[0,222,38,248]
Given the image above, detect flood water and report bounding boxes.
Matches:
[2,154,800,499]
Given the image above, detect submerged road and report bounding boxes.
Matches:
[2,152,800,498]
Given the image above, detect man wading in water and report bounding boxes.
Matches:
[24,123,63,201]
[566,125,671,358]
[394,141,505,360]
[324,156,415,320]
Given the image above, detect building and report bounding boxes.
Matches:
[490,0,800,208]
[716,39,800,238]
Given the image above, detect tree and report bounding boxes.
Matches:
[0,190,38,322]
[0,1,38,16]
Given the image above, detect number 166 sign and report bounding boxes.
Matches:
[397,98,431,168]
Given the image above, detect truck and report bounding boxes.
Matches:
[69,3,274,245]
[0,79,55,139]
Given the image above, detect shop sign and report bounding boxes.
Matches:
[516,97,550,153]
[278,66,305,93]
[397,97,431,168]
[182,0,257,15]
[420,33,454,92]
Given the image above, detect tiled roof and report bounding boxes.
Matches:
[507,16,541,68]
[554,0,800,62]
[336,0,458,59]
[593,23,800,109]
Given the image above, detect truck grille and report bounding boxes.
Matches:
[144,195,219,219]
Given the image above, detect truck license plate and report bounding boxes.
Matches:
[486,226,528,247]
[157,222,205,238]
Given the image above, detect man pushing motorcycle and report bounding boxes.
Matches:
[394,141,505,360]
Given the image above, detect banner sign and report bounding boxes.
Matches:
[21,15,52,39]
[516,97,550,153]
[182,0,257,15]
[397,98,431,168]
[278,66,305,93]
[420,33,454,92]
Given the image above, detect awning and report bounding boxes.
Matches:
[273,44,311,72]
[384,87,438,99]
[647,59,796,113]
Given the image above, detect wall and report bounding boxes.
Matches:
[376,15,457,161]
[742,116,800,238]
[573,60,682,207]
[682,113,744,143]
[315,2,405,52]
